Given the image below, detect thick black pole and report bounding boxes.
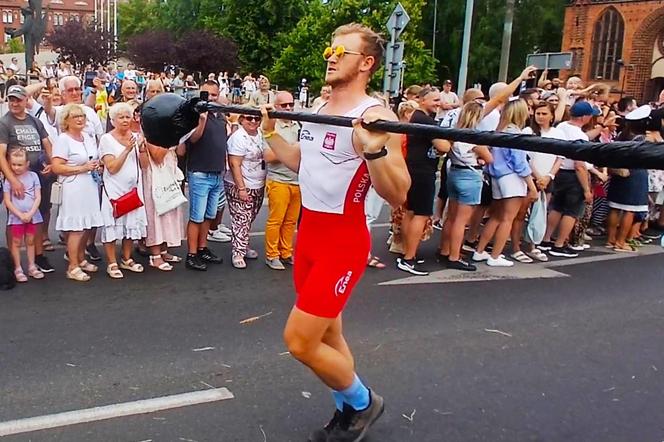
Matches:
[203,102,664,170]
[140,94,664,170]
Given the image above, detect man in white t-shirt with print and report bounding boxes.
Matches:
[539,101,597,258]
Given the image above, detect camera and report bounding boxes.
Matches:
[199,90,209,102]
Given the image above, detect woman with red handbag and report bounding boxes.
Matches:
[99,102,149,279]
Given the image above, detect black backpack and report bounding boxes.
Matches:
[0,247,16,290]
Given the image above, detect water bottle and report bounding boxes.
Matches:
[89,156,101,185]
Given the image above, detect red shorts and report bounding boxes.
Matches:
[10,222,38,237]
[294,208,371,318]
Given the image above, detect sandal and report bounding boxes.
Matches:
[527,249,548,262]
[510,251,534,263]
[79,260,98,273]
[604,242,616,249]
[161,251,182,263]
[613,244,636,253]
[120,258,144,273]
[14,268,28,283]
[245,249,259,260]
[367,256,386,269]
[627,239,643,248]
[232,256,247,269]
[67,267,90,282]
[106,263,124,279]
[42,239,55,252]
[149,255,173,271]
[27,265,44,279]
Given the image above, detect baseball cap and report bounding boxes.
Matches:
[570,101,601,117]
[6,85,27,99]
[443,79,453,85]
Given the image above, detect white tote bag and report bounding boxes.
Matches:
[150,158,187,216]
[525,191,547,245]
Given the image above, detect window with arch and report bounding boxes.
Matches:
[590,7,624,80]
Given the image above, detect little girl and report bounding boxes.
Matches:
[3,149,44,282]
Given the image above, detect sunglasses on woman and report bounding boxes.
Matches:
[243,116,261,123]
[322,45,365,61]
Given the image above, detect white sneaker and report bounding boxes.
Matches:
[207,230,231,243]
[217,224,232,235]
[487,255,514,267]
[472,251,491,262]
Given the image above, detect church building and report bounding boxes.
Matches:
[562,0,664,101]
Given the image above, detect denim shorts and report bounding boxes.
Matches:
[447,167,483,205]
[188,172,222,223]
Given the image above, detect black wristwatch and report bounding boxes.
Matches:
[363,146,388,160]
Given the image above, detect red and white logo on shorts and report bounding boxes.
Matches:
[323,132,337,150]
[334,271,353,297]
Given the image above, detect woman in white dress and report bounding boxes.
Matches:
[99,103,149,279]
[51,104,104,282]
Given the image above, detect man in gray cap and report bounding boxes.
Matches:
[0,85,55,273]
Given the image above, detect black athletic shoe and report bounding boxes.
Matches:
[436,254,449,264]
[537,241,554,251]
[308,409,343,442]
[549,246,579,258]
[462,240,478,253]
[197,247,223,264]
[35,254,55,273]
[446,259,477,272]
[396,257,429,276]
[326,390,385,442]
[641,230,661,240]
[85,243,102,262]
[415,256,425,264]
[185,253,207,271]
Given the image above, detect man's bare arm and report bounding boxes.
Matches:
[352,107,410,208]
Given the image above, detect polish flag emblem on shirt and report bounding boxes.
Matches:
[323,132,337,150]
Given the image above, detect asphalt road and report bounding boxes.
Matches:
[0,212,663,442]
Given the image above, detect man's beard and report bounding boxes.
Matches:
[325,63,362,88]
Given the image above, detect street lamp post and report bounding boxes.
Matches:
[458,0,475,93]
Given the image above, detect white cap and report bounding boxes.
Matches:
[625,104,651,121]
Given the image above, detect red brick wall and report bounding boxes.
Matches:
[562,0,664,100]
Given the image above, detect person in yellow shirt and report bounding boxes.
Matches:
[93,77,108,122]
[262,91,301,270]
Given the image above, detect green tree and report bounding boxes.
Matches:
[7,37,25,54]
[217,0,306,75]
[117,0,161,47]
[270,0,436,93]
[420,0,564,88]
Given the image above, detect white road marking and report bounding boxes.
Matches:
[380,265,568,286]
[543,245,664,268]
[379,245,664,286]
[0,388,234,437]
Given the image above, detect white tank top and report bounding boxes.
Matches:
[298,97,381,216]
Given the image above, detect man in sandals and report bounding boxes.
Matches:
[261,23,410,441]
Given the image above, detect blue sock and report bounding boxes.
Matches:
[340,374,370,411]
[332,390,344,411]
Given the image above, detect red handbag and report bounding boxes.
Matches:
[103,138,144,218]
[109,186,144,218]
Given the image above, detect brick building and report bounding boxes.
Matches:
[562,0,664,102]
[0,0,94,47]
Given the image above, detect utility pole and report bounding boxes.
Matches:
[432,0,438,60]
[498,0,515,82]
[457,0,474,93]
